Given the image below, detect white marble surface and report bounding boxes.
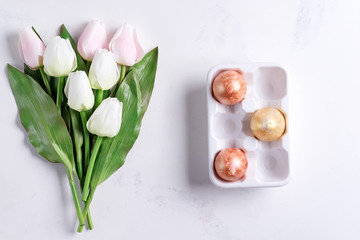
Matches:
[1,0,360,239]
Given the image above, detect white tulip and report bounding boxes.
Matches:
[64,71,94,112]
[43,36,77,77]
[86,98,123,138]
[89,49,120,90]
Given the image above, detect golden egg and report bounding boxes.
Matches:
[250,107,286,142]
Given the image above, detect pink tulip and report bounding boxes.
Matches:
[109,24,144,66]
[18,28,46,69]
[77,20,108,61]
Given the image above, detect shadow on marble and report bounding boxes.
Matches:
[186,84,211,186]
[14,111,79,232]
[6,33,23,69]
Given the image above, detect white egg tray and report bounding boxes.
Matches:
[207,63,290,188]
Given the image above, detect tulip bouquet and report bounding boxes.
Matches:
[8,20,158,232]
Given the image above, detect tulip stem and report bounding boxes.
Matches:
[94,90,103,109]
[79,178,94,230]
[56,77,64,114]
[82,136,103,202]
[86,209,94,230]
[86,61,91,70]
[110,65,127,97]
[75,136,83,180]
[39,67,52,97]
[78,187,96,232]
[80,111,90,170]
[119,65,126,84]
[65,168,85,231]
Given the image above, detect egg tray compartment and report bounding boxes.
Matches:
[207,64,290,188]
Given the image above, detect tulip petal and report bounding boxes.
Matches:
[109,24,140,66]
[78,20,108,61]
[18,28,45,69]
[86,98,123,138]
[134,29,145,63]
[88,49,120,90]
[64,71,94,112]
[43,36,77,77]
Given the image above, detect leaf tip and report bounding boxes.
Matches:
[7,64,15,72]
[153,46,158,55]
[59,24,68,35]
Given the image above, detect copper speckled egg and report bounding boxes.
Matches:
[214,148,248,182]
[212,70,247,105]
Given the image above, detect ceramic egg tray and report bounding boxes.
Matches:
[207,63,290,188]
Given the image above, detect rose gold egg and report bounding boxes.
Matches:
[212,70,247,105]
[214,148,248,182]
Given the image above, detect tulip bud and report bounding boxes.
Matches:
[43,36,77,77]
[86,98,123,138]
[18,28,46,69]
[109,24,144,66]
[89,49,120,90]
[64,71,94,112]
[77,20,108,61]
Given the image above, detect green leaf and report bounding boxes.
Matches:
[8,65,75,172]
[62,104,71,131]
[69,110,83,155]
[69,109,84,179]
[31,26,43,41]
[24,64,43,89]
[59,24,88,73]
[128,47,158,117]
[90,47,158,188]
